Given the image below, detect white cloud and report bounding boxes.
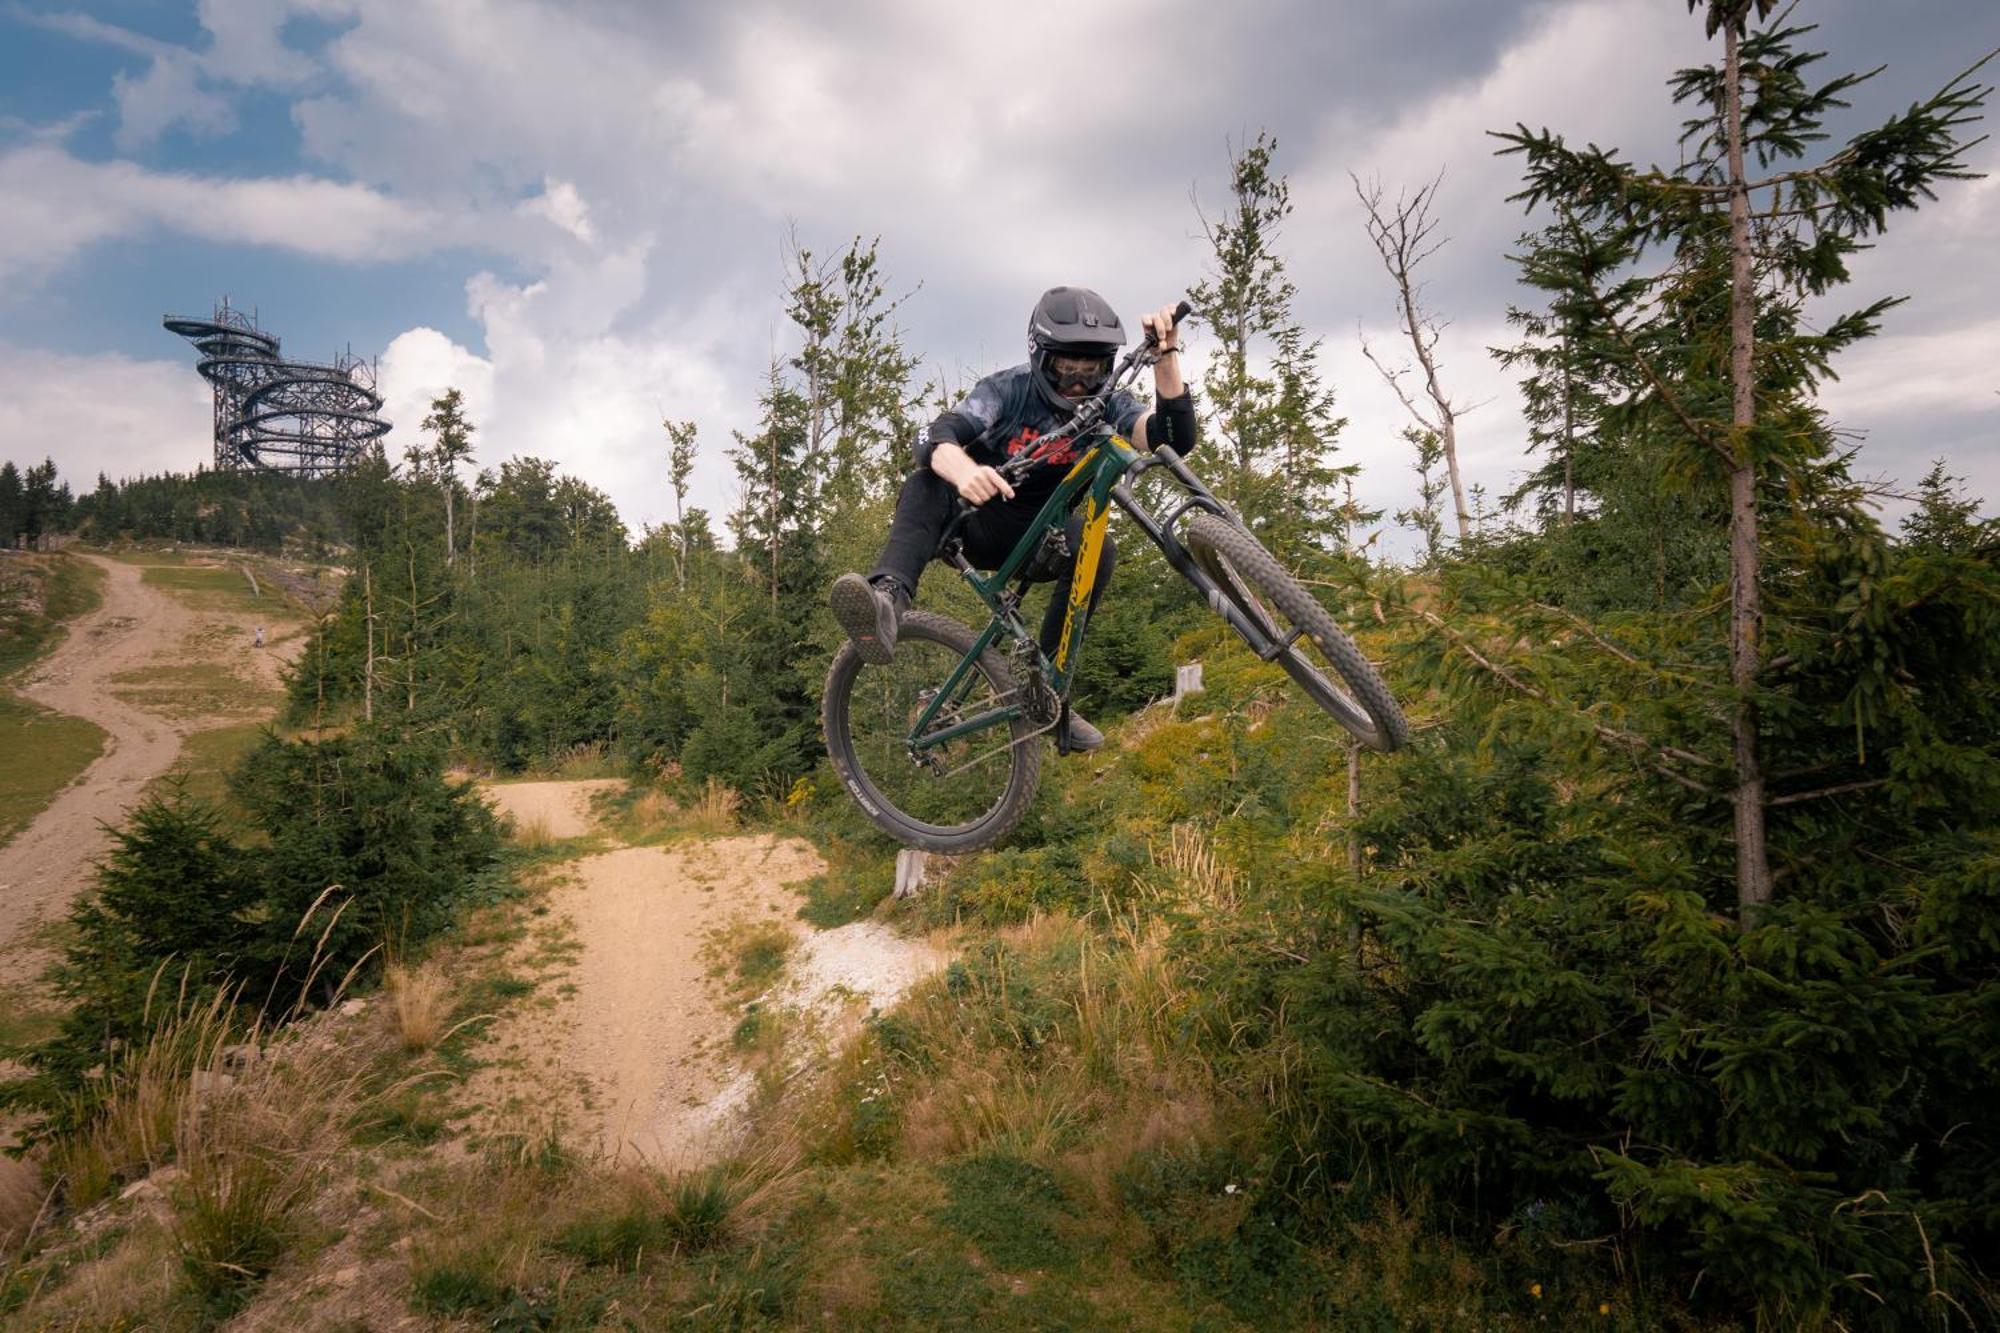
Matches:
[13,0,1992,548]
[195,0,322,85]
[110,50,236,151]
[0,346,213,480]
[376,326,497,458]
[0,146,458,287]
[377,261,741,531]
[1252,0,1709,548]
[519,178,597,245]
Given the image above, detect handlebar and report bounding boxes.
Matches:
[1146,299,1194,347]
[993,298,1195,482]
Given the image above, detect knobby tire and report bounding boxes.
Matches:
[822,609,1044,853]
[1182,510,1409,752]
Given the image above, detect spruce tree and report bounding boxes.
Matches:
[1497,2,1993,921]
[0,461,20,546]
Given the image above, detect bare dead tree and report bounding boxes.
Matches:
[1353,171,1473,541]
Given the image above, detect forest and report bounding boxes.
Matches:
[4,5,1996,1328]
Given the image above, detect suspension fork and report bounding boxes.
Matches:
[1111,448,1292,658]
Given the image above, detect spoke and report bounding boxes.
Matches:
[842,637,1021,831]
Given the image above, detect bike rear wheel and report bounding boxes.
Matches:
[823,609,1045,853]
[1183,510,1409,752]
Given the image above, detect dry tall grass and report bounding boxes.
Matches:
[608,778,740,843]
[0,1156,49,1251]
[170,1019,367,1307]
[1153,822,1241,912]
[690,776,741,834]
[43,985,238,1209]
[508,811,557,851]
[552,739,615,779]
[19,984,381,1322]
[385,960,452,1052]
[628,788,678,829]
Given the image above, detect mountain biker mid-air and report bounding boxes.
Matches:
[828,286,1198,752]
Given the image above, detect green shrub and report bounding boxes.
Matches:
[1,728,502,1139]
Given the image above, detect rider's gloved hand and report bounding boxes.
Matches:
[931,443,1016,506]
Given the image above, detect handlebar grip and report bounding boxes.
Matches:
[1145,299,1195,344]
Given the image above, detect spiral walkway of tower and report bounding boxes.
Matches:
[163,301,390,478]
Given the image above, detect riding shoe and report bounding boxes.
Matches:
[1063,712,1104,752]
[830,573,908,665]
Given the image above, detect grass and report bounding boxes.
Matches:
[704,918,794,996]
[0,551,104,677]
[0,1157,48,1252]
[596,777,743,845]
[549,739,619,779]
[0,553,109,848]
[0,692,105,850]
[110,662,283,721]
[137,563,274,615]
[0,980,66,1052]
[145,721,268,824]
[795,836,900,928]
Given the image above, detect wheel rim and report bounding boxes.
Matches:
[1199,548,1385,745]
[837,636,1027,836]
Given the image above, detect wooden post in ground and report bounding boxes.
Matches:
[893,848,928,900]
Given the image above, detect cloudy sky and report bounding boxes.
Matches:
[2,0,1995,547]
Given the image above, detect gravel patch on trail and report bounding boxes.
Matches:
[783,919,951,1014]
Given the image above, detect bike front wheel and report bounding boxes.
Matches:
[823,609,1045,853]
[1183,510,1409,752]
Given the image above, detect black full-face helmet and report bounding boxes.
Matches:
[1028,286,1126,414]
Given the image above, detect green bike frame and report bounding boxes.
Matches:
[903,432,1142,754]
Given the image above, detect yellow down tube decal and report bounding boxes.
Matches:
[1053,491,1111,672]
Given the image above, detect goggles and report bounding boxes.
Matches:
[1046,351,1113,398]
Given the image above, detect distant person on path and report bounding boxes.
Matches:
[829,286,1197,752]
[253,625,265,649]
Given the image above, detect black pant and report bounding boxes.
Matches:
[869,468,1116,656]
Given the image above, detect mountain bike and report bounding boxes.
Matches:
[823,302,1408,852]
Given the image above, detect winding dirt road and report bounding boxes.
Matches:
[0,554,299,984]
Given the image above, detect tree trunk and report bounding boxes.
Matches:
[1437,407,1470,542]
[442,481,456,568]
[768,433,780,613]
[674,488,688,593]
[407,551,420,714]
[1346,742,1363,878]
[1391,248,1470,542]
[1560,351,1576,527]
[1723,20,1772,925]
[363,562,376,725]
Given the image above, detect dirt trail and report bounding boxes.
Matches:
[0,554,301,983]
[479,779,625,839]
[468,783,947,1165]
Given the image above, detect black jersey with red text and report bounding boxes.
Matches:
[917,363,1145,507]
